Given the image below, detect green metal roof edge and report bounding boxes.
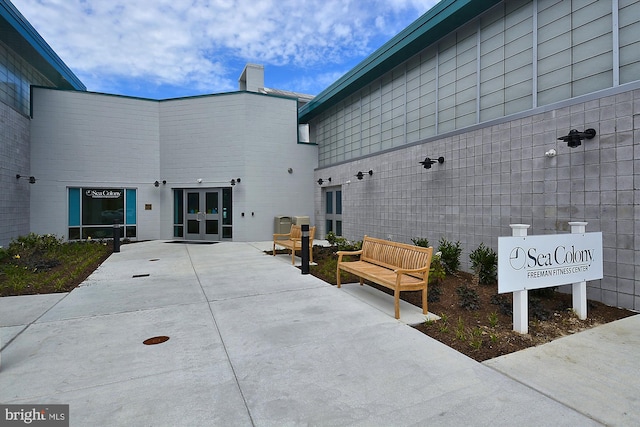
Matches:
[31,85,299,104]
[298,0,501,123]
[1,0,85,90]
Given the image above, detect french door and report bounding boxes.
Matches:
[185,189,222,240]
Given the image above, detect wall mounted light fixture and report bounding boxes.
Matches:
[419,156,445,169]
[230,178,241,186]
[355,170,373,180]
[16,174,36,184]
[317,177,331,185]
[557,128,596,148]
[154,180,160,187]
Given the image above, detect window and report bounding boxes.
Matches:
[68,188,137,239]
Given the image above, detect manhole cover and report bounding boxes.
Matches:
[143,336,170,345]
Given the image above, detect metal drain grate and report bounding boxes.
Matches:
[132,274,150,278]
[143,336,170,345]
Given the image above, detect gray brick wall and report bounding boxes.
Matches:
[0,102,30,247]
[315,88,640,311]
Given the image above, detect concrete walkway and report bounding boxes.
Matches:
[0,240,638,426]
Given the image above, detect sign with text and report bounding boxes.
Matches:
[498,232,603,293]
[1,404,68,426]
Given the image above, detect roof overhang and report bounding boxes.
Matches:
[298,0,501,123]
[0,0,85,91]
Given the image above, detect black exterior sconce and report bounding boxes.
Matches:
[419,156,445,169]
[154,180,167,187]
[557,129,596,148]
[230,178,241,186]
[317,177,331,185]
[355,170,373,180]
[16,174,36,184]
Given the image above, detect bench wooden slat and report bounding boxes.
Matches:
[273,225,315,265]
[337,235,433,319]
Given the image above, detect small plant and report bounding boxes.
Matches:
[469,337,483,350]
[456,284,480,311]
[469,242,498,286]
[489,333,498,343]
[428,256,446,285]
[488,311,499,328]
[438,237,462,275]
[423,317,434,326]
[455,316,466,341]
[326,232,362,252]
[411,237,430,248]
[490,294,512,316]
[428,284,442,303]
[530,297,551,321]
[438,312,449,333]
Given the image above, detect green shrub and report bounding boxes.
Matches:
[7,233,63,257]
[438,237,462,274]
[411,237,430,248]
[429,256,446,284]
[326,232,362,252]
[456,284,480,310]
[0,246,8,263]
[325,231,338,245]
[469,243,498,286]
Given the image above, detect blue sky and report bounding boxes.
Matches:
[14,0,439,99]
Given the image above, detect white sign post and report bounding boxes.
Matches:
[510,224,530,334]
[498,223,603,334]
[570,222,588,320]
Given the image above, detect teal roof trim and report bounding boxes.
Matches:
[0,0,85,90]
[298,0,500,123]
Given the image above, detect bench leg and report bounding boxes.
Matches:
[422,287,428,315]
[336,268,342,288]
[291,250,295,265]
[394,289,401,319]
[359,277,364,286]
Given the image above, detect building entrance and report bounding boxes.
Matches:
[185,189,222,240]
[173,188,233,241]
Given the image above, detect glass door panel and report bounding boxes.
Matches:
[324,187,343,237]
[205,191,219,237]
[183,189,224,241]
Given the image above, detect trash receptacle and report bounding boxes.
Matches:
[274,216,292,234]
[293,216,310,226]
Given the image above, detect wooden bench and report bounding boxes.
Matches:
[273,224,316,265]
[336,235,433,319]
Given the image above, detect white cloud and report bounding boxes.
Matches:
[12,0,439,97]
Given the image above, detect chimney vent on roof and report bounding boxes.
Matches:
[239,63,264,93]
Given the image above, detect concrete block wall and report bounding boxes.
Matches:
[159,92,317,241]
[315,88,640,311]
[29,88,161,241]
[27,88,316,243]
[0,102,30,247]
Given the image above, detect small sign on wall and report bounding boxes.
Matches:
[498,232,603,293]
[145,204,152,210]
